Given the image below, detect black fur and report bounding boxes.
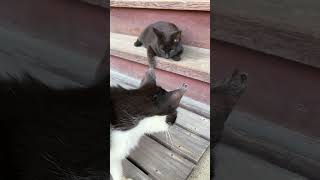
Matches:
[1,68,109,179]
[211,69,248,179]
[134,21,184,68]
[111,69,187,131]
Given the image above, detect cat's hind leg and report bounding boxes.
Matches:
[147,46,157,68]
[134,39,143,47]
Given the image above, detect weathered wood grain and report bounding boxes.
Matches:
[129,136,195,180]
[151,125,209,163]
[123,159,152,180]
[111,0,210,11]
[110,33,210,83]
[176,108,210,140]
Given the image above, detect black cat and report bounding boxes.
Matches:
[134,21,184,68]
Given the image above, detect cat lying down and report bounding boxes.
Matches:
[134,21,184,68]
[110,68,188,180]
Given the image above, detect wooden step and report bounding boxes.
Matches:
[110,33,210,83]
[214,144,307,180]
[111,70,210,179]
[221,110,320,180]
[111,0,210,11]
[111,8,210,48]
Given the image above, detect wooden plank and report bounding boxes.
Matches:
[213,0,320,68]
[110,33,210,83]
[110,159,151,180]
[176,108,210,140]
[151,125,209,163]
[123,159,152,180]
[111,0,210,11]
[129,136,195,180]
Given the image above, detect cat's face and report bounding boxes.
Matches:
[139,69,187,125]
[153,28,182,59]
[111,68,187,131]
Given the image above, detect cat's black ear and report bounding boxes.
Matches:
[140,68,156,87]
[153,28,163,39]
[167,83,188,109]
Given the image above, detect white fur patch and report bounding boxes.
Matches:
[110,115,168,180]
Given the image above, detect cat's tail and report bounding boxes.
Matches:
[134,39,143,47]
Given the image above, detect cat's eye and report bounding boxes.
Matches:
[152,94,158,101]
[174,39,178,42]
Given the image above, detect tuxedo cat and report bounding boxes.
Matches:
[211,69,248,179]
[134,21,184,68]
[0,73,109,180]
[110,68,187,180]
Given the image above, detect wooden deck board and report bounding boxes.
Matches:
[176,108,210,140]
[129,136,195,180]
[111,0,210,11]
[123,159,152,180]
[151,125,209,163]
[110,32,210,83]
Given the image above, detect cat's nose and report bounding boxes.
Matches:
[165,54,169,59]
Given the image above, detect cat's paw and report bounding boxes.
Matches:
[172,56,181,61]
[134,39,142,47]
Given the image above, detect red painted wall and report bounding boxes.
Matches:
[111,8,210,49]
